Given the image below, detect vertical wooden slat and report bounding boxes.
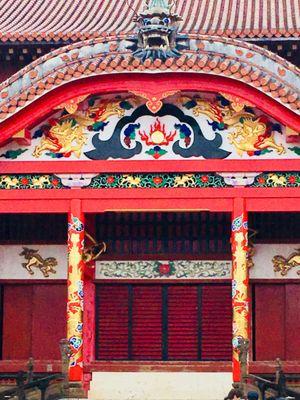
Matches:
[201,285,232,360]
[128,285,133,360]
[162,285,168,360]
[168,285,199,360]
[96,285,129,360]
[132,285,162,360]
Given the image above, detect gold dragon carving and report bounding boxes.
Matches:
[182,94,285,157]
[33,100,126,158]
[83,232,107,263]
[273,249,300,276]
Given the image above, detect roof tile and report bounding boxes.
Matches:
[0,0,298,43]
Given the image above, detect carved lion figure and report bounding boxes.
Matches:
[273,249,300,276]
[20,247,57,278]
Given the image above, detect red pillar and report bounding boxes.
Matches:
[231,198,249,383]
[83,214,96,390]
[67,199,85,382]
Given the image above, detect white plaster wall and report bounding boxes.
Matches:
[0,245,67,279]
[250,243,300,279]
[1,243,298,280]
[88,372,232,400]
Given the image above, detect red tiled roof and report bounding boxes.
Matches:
[0,0,299,43]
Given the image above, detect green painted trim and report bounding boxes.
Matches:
[251,172,300,187]
[88,173,228,188]
[0,172,299,189]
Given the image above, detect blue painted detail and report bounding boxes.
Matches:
[85,104,230,160]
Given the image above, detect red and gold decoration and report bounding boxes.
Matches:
[139,119,176,146]
[231,199,249,383]
[20,247,57,277]
[67,200,85,381]
[184,95,285,157]
[273,249,300,276]
[32,98,126,159]
[139,118,177,159]
[54,95,90,114]
[130,90,179,113]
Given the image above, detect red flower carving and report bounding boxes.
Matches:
[201,175,209,183]
[107,176,115,184]
[159,263,171,275]
[288,176,296,184]
[153,176,163,185]
[21,177,29,185]
[52,178,59,186]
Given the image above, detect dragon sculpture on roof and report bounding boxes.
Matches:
[128,0,189,61]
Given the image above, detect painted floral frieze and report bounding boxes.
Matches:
[0,172,300,189]
[0,92,297,162]
[96,260,232,279]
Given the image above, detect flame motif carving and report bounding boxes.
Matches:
[139,118,177,145]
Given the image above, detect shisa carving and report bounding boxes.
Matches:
[19,232,106,277]
[20,247,58,277]
[273,249,300,276]
[128,0,189,61]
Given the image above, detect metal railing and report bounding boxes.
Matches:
[0,339,71,400]
[242,359,300,400]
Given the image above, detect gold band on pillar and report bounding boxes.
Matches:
[231,198,249,383]
[67,199,85,382]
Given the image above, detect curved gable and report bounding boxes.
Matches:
[0,34,299,144]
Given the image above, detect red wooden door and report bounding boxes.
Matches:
[2,284,66,360]
[31,285,67,359]
[286,284,300,360]
[2,285,33,359]
[255,283,300,361]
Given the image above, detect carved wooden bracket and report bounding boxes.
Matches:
[129,90,180,113]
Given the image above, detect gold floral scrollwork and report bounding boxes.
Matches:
[20,247,57,277]
[272,249,300,276]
